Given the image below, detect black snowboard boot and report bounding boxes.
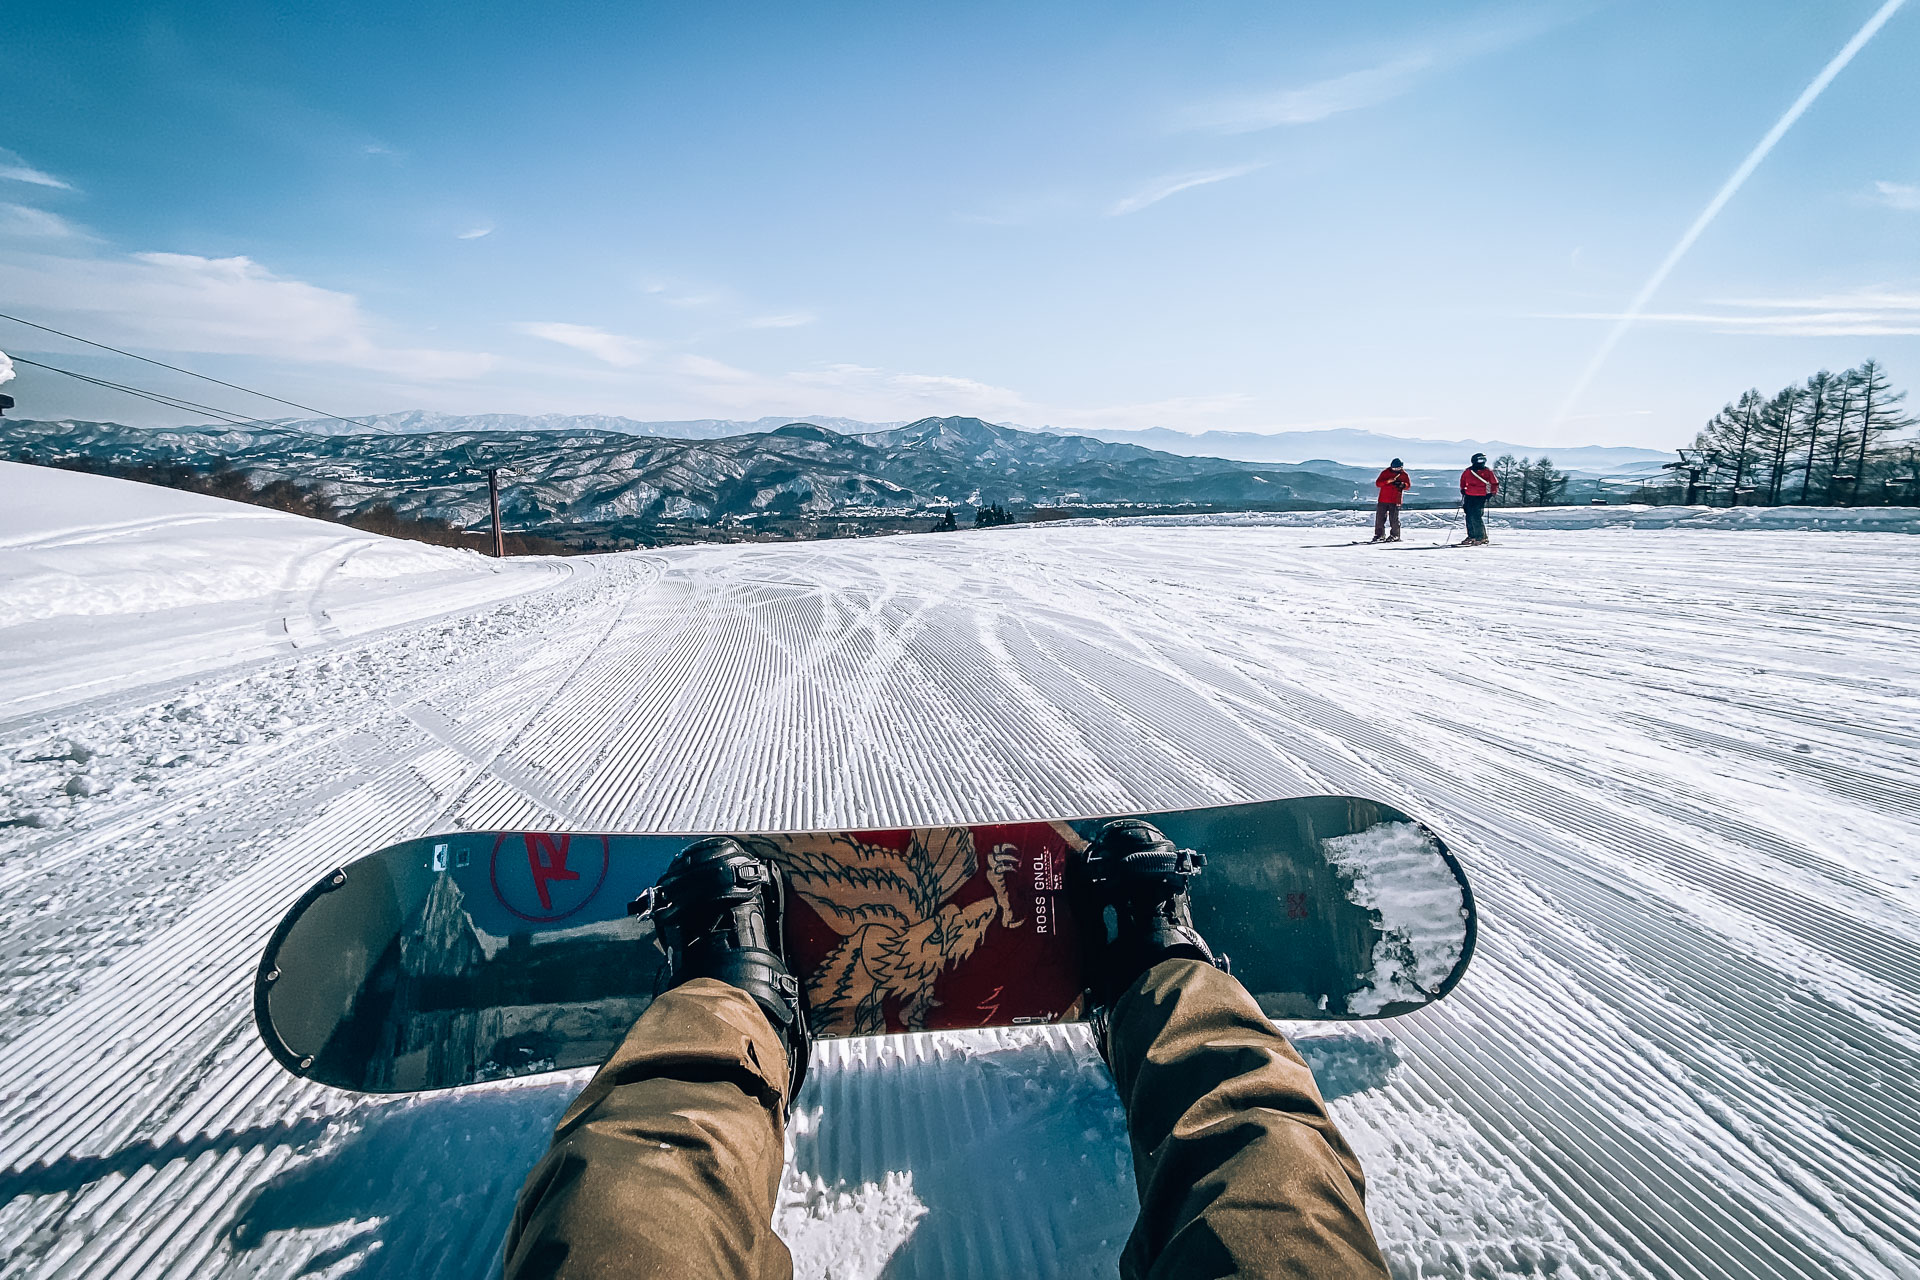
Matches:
[631,837,810,1099]
[1070,819,1229,1034]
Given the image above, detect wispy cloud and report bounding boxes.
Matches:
[0,249,496,377]
[456,226,494,240]
[673,353,757,383]
[0,148,73,190]
[790,363,1031,418]
[1175,8,1571,136]
[1548,288,1920,337]
[517,322,656,367]
[746,312,815,328]
[0,204,87,239]
[1109,162,1267,216]
[1872,180,1920,211]
[1179,56,1433,134]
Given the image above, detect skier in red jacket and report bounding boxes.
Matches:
[1371,458,1410,542]
[1459,453,1499,545]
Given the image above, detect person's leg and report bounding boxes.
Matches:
[1386,504,1401,540]
[1464,497,1486,542]
[1106,959,1390,1280]
[1372,503,1387,540]
[504,979,792,1280]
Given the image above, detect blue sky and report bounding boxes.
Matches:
[2,0,1916,449]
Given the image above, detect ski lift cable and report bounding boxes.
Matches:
[0,310,385,433]
[9,356,263,427]
[8,355,296,431]
[8,356,280,429]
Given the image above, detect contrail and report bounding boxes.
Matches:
[1551,0,1908,427]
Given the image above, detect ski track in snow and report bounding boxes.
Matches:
[2,494,1919,1280]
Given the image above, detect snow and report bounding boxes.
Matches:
[1056,502,1920,534]
[2,467,1918,1280]
[1322,822,1469,1015]
[0,461,567,719]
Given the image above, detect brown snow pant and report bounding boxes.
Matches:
[1372,502,1401,540]
[503,962,1389,1280]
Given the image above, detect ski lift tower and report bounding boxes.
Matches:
[461,454,508,558]
[1662,448,1717,505]
[486,467,505,558]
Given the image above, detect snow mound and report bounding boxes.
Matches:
[0,460,564,717]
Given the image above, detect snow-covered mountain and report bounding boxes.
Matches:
[271,410,903,440]
[1033,425,1673,473]
[201,409,1674,475]
[1,415,1365,529]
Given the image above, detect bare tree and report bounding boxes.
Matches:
[1692,391,1763,505]
[1725,389,1764,502]
[1522,456,1569,505]
[1894,443,1920,506]
[1796,370,1836,503]
[1491,454,1523,506]
[1821,370,1861,503]
[1850,359,1912,503]
[1680,363,1912,506]
[1759,384,1801,504]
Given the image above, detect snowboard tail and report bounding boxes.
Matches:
[256,797,1476,1093]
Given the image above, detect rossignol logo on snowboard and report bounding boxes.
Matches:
[490,833,611,922]
[1028,844,1063,934]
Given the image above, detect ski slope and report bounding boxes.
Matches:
[2,472,1917,1280]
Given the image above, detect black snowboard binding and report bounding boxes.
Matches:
[1070,819,1229,1023]
[630,837,810,1100]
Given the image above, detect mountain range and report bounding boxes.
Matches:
[1030,426,1672,473]
[0,415,1373,532]
[258,411,1671,473]
[277,410,901,441]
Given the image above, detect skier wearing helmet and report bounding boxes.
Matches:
[1371,458,1410,542]
[1459,453,1500,546]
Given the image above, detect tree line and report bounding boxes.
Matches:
[1487,455,1571,507]
[1675,360,1916,505]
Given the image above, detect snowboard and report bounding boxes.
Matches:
[255,797,1476,1093]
